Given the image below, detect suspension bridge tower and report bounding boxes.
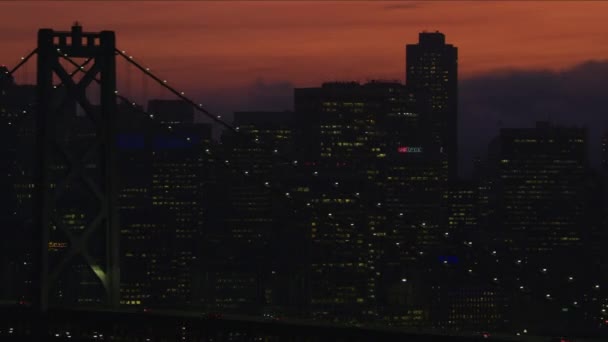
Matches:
[36,23,119,311]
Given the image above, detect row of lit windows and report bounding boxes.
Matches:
[151,201,197,206]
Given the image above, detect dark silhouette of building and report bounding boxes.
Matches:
[479,122,608,332]
[294,81,396,321]
[294,81,447,324]
[426,181,509,331]
[446,181,478,236]
[492,122,590,254]
[0,69,36,304]
[406,32,458,180]
[117,102,212,308]
[116,103,154,307]
[201,111,299,315]
[434,285,508,331]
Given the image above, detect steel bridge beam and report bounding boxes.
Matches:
[35,24,119,311]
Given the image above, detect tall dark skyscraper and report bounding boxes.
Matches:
[118,100,212,308]
[202,111,299,314]
[294,81,403,320]
[492,122,590,255]
[406,31,458,180]
[0,68,36,304]
[485,122,603,330]
[294,81,447,324]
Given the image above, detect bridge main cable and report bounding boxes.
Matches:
[113,48,315,171]
[114,49,236,133]
[6,48,38,77]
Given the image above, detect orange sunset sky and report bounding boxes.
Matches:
[1,1,608,91]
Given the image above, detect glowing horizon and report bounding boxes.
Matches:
[1,1,608,92]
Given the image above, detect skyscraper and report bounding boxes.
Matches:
[118,100,212,308]
[406,32,458,180]
[116,103,154,307]
[446,181,478,238]
[488,122,600,328]
[294,81,445,323]
[203,111,298,314]
[0,68,36,304]
[294,81,397,321]
[493,122,590,255]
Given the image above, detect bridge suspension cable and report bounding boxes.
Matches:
[6,48,38,77]
[115,49,235,132]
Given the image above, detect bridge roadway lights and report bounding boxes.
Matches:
[0,307,530,342]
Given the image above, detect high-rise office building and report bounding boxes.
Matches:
[118,100,212,308]
[433,284,508,331]
[406,32,458,180]
[446,181,478,237]
[487,122,603,329]
[493,122,590,255]
[0,68,36,303]
[428,180,511,331]
[149,123,210,307]
[294,81,445,323]
[0,66,18,227]
[202,111,298,314]
[295,81,403,320]
[377,87,446,326]
[117,103,154,307]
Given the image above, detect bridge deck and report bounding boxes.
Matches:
[0,306,534,342]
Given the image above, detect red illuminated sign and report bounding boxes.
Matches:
[397,146,423,153]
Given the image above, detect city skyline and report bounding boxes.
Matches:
[2,4,608,340]
[4,2,608,176]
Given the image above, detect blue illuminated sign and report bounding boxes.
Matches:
[438,255,459,264]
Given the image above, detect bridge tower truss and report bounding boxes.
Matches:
[36,24,119,310]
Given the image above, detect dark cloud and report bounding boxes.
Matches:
[193,79,294,126]
[459,60,608,176]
